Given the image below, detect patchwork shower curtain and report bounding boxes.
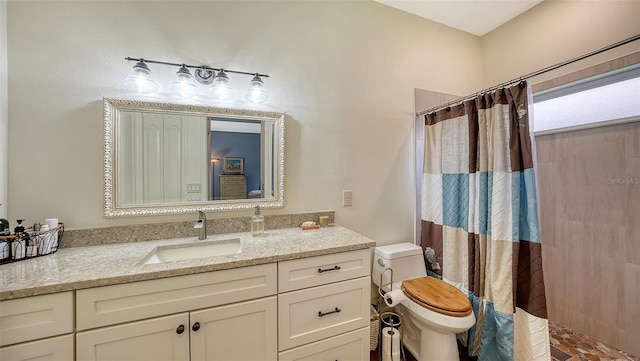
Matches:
[421,82,550,360]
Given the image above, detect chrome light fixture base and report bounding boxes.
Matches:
[195,67,215,85]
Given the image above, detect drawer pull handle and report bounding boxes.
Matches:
[318,307,341,317]
[176,325,185,334]
[317,265,341,273]
[192,322,201,332]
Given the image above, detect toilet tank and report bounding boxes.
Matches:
[372,243,427,291]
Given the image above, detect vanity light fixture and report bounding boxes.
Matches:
[123,59,159,94]
[244,74,269,104]
[210,69,235,101]
[169,64,198,98]
[124,57,270,103]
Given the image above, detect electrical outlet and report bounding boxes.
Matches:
[343,190,353,207]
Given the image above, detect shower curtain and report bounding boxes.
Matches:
[420,82,550,360]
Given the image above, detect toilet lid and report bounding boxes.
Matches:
[402,277,472,317]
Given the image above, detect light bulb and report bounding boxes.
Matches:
[210,70,235,101]
[169,65,198,98]
[123,60,158,94]
[244,75,269,104]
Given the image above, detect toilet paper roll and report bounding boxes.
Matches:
[382,351,401,361]
[45,218,59,230]
[382,327,401,361]
[383,289,405,307]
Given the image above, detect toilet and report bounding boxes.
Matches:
[372,243,475,361]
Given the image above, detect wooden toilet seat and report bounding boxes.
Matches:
[401,277,472,317]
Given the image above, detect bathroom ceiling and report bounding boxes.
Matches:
[373,0,543,36]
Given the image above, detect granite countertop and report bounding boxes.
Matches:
[0,225,375,301]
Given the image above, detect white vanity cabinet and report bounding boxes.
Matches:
[76,263,278,361]
[0,292,74,361]
[277,249,371,360]
[1,242,374,361]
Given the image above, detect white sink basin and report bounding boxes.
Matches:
[139,238,241,265]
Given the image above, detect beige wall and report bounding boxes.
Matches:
[481,0,640,87]
[536,123,640,357]
[6,1,482,244]
[1,1,7,219]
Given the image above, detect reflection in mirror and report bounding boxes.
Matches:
[209,118,275,201]
[104,98,285,217]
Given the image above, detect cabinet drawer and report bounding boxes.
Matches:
[0,333,74,361]
[278,327,369,361]
[278,248,371,292]
[0,291,73,347]
[278,276,370,350]
[220,178,245,186]
[77,263,277,330]
[220,184,244,191]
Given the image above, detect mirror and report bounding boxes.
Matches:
[103,98,285,217]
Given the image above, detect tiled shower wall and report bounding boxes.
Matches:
[536,121,640,358]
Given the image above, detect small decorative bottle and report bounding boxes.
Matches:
[251,205,265,236]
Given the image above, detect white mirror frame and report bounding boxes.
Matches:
[103,98,285,217]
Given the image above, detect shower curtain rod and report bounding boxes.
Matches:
[416,34,640,117]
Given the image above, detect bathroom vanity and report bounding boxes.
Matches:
[0,226,374,361]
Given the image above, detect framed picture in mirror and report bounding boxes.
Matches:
[223,157,244,174]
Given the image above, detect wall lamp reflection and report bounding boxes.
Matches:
[123,57,270,104]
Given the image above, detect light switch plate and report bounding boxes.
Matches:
[187,184,201,193]
[343,190,353,207]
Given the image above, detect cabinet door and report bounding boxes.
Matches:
[0,334,74,361]
[76,313,189,361]
[190,296,277,361]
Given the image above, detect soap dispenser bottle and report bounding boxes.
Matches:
[14,219,25,234]
[251,206,264,236]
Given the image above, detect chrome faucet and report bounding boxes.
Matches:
[194,211,207,240]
